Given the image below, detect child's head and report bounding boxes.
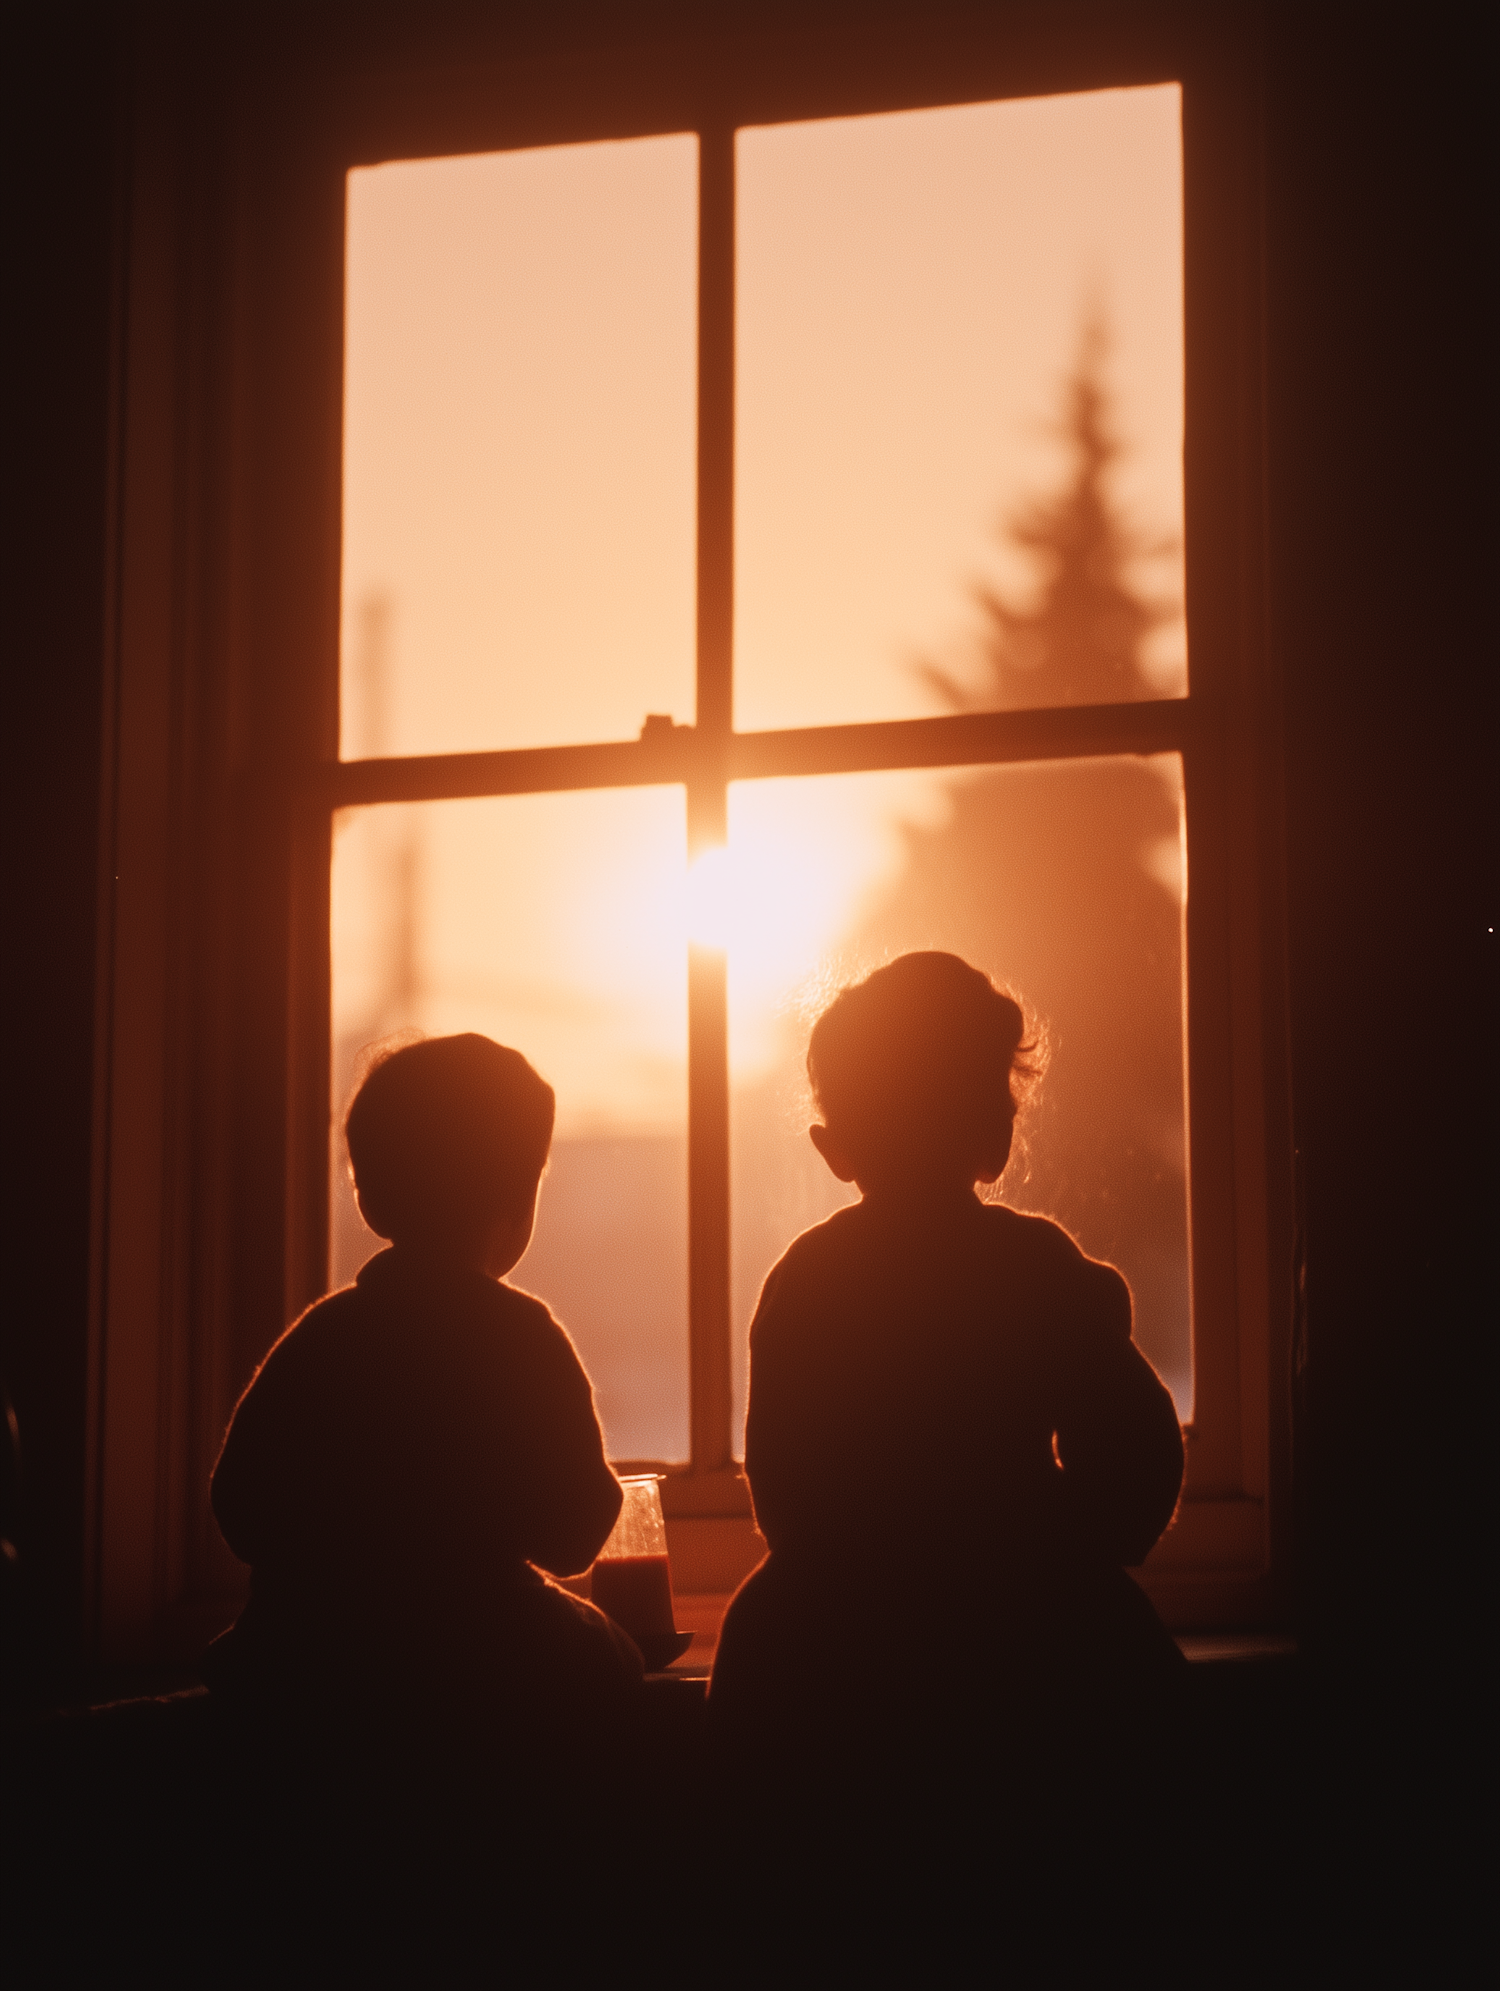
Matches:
[345,1034,555,1268]
[806,953,1037,1196]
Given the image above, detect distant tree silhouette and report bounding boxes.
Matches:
[920,310,1180,714]
[844,311,1194,1402]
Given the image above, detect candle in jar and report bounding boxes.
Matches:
[590,1553,676,1638]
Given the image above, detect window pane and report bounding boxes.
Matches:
[726,755,1192,1448]
[331,787,689,1463]
[735,87,1185,731]
[342,137,697,760]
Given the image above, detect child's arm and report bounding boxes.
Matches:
[1051,1255,1184,1567]
[741,1255,838,1558]
[209,1319,306,1568]
[509,1313,623,1578]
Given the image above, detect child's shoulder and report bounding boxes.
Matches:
[252,1282,365,1374]
[275,1256,566,1363]
[978,1201,1091,1263]
[763,1197,1123,1298]
[371,1255,577,1360]
[978,1204,1133,1336]
[784,1197,1083,1258]
[771,1199,870,1269]
[493,1275,585,1348]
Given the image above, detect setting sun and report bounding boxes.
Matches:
[332,82,1194,1453]
[689,777,936,1075]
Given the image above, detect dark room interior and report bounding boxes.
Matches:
[3,0,1492,1969]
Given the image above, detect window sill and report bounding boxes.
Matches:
[660,1496,1276,1632]
[1138,1496,1274,1631]
[659,1597,1296,1682]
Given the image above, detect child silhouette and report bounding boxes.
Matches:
[709,952,1185,1764]
[205,1034,642,1734]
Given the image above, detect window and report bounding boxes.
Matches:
[89,8,1284,1652]
[314,43,1276,1621]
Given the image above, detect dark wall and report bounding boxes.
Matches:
[1,0,1492,1695]
[1,5,123,1676]
[1263,0,1494,1695]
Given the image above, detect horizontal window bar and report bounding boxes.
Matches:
[334,48,1190,182]
[312,699,1201,809]
[727,700,1200,782]
[320,729,698,808]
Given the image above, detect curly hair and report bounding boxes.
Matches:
[807,952,1041,1171]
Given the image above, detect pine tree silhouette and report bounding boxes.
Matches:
[920,310,1179,714]
[728,313,1195,1425]
[843,311,1194,1403]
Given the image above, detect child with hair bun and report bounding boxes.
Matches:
[709,951,1185,1766]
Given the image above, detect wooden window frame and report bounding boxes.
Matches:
[90,3,1289,1656]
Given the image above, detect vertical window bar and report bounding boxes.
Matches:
[687,942,731,1472]
[687,123,736,1471]
[694,122,736,750]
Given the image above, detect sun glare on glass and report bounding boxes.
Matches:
[687,813,898,1006]
[336,82,1191,1464]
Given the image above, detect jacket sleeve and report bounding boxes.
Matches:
[742,1252,834,1557]
[1051,1253,1185,1568]
[509,1311,623,1578]
[209,1327,300,1568]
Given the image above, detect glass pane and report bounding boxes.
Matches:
[342,137,697,759]
[725,755,1192,1447]
[330,787,689,1462]
[735,87,1185,731]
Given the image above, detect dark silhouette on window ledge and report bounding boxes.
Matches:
[711,953,1185,1783]
[842,313,1194,1403]
[203,1034,643,1742]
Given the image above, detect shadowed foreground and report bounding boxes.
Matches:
[8,1652,1408,1974]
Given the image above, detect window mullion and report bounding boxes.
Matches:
[687,121,736,1475]
[695,120,735,746]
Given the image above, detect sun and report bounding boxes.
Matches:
[685,777,930,1082]
[687,827,853,982]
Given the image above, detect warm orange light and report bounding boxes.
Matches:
[332,89,1197,1435]
[337,87,1186,1112]
[686,846,733,953]
[688,826,866,965]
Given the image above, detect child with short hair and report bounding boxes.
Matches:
[709,951,1185,1754]
[206,1033,641,1729]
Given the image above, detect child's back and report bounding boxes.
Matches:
[710,954,1184,1752]
[744,1195,1180,1590]
[205,1035,639,1729]
[210,1246,628,1707]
